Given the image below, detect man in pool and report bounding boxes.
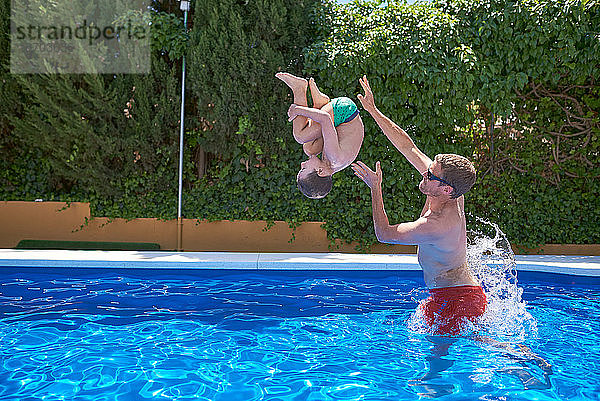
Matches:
[276,72,364,199]
[351,76,484,336]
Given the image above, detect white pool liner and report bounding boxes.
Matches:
[0,249,598,276]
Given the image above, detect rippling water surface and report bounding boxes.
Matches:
[0,268,598,400]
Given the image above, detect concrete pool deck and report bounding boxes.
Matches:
[0,249,599,276]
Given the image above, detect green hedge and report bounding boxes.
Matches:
[298,0,600,248]
[187,0,322,157]
[1,0,598,250]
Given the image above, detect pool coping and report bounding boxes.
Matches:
[0,249,599,276]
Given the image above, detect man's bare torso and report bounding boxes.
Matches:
[417,196,479,289]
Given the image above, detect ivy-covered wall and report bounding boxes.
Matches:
[0,0,598,250]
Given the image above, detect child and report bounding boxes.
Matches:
[276,72,364,199]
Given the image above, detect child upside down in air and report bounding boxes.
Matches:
[276,72,364,199]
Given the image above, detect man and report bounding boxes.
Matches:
[276,72,364,199]
[351,76,484,335]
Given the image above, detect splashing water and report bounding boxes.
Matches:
[467,218,537,341]
[408,218,537,340]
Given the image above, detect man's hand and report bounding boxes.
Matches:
[357,75,376,113]
[351,161,382,190]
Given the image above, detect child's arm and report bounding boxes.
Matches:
[288,104,342,163]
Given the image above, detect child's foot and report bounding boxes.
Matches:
[276,72,308,96]
[309,77,330,108]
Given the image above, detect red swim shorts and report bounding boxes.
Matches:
[420,285,487,336]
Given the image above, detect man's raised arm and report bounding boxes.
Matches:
[357,76,431,174]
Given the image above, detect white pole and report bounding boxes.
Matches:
[177,0,190,251]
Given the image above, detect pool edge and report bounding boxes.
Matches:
[0,249,599,276]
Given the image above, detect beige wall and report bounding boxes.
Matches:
[1,201,598,255]
[0,201,415,253]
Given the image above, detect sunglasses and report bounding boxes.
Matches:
[426,169,456,190]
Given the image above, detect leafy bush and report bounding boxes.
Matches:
[187,0,323,158]
[0,0,184,202]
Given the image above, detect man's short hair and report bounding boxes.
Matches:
[434,154,476,198]
[297,170,333,199]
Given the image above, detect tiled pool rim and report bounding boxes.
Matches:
[0,249,599,277]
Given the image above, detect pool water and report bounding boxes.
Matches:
[0,269,599,401]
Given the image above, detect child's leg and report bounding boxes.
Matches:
[303,137,324,157]
[276,73,312,140]
[293,118,324,144]
[276,72,324,144]
[309,78,331,109]
[289,105,339,158]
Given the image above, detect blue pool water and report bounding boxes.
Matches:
[0,268,599,401]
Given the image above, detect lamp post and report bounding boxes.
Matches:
[177,0,190,252]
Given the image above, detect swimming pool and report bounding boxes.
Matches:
[0,251,599,400]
